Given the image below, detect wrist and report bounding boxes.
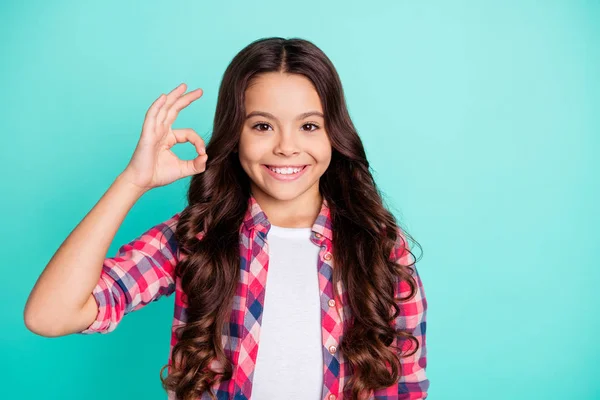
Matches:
[115,171,150,197]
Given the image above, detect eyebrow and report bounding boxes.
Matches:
[245,110,324,121]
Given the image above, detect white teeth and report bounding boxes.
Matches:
[268,166,304,175]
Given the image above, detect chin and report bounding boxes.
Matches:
[250,179,313,202]
[262,187,309,202]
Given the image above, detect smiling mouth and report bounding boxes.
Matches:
[262,164,309,179]
[264,165,308,171]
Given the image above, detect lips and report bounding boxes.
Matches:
[264,165,308,169]
[262,164,309,181]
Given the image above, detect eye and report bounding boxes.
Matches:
[252,122,272,132]
[251,122,320,132]
[302,123,320,132]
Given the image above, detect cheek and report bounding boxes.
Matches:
[238,137,264,164]
[312,138,332,165]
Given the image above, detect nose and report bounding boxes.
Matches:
[273,130,300,156]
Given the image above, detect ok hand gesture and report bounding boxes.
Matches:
[121,83,208,192]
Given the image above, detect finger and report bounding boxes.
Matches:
[180,152,209,177]
[156,83,188,128]
[163,88,203,128]
[142,94,167,134]
[173,129,208,177]
[171,128,206,156]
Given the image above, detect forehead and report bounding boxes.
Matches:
[244,72,323,115]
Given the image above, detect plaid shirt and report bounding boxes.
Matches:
[78,195,429,399]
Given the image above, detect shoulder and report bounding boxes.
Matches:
[388,226,422,300]
[158,211,210,260]
[389,226,412,264]
[153,212,181,242]
[137,212,183,261]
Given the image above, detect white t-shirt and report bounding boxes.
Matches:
[250,224,324,399]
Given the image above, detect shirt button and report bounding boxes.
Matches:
[329,345,337,354]
[328,299,336,307]
[328,395,336,400]
[324,252,333,261]
[315,232,322,238]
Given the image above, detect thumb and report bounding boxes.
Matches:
[178,153,208,177]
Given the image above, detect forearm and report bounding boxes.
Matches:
[24,172,147,333]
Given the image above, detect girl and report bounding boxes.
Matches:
[24,37,429,400]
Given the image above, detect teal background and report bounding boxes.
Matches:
[1,0,598,399]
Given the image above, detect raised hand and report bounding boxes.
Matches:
[120,83,208,192]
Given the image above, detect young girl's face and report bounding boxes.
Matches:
[238,72,332,204]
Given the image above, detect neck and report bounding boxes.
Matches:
[251,185,323,228]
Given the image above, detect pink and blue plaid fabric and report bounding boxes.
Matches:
[78,195,429,399]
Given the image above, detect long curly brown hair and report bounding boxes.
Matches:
[159,36,423,400]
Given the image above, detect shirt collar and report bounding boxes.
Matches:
[242,194,333,242]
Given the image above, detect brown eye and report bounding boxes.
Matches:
[302,123,319,132]
[253,123,272,132]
